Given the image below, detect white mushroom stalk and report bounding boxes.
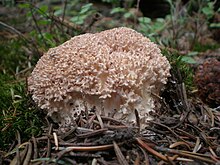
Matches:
[28,27,171,131]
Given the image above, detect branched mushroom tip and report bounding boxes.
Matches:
[28,27,171,131]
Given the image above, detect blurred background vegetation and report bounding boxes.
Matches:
[0,0,219,151]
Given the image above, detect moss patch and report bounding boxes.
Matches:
[0,71,43,151]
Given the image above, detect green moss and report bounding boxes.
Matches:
[0,39,32,74]
[0,73,43,151]
[162,49,195,90]
[0,34,45,151]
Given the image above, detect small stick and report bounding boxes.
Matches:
[32,137,38,159]
[53,132,59,150]
[56,143,118,160]
[23,142,32,165]
[96,113,104,129]
[113,141,129,165]
[136,138,169,162]
[135,109,140,133]
[106,125,130,130]
[101,116,125,125]
[77,128,108,138]
[169,141,191,150]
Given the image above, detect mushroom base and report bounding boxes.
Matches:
[47,92,155,132]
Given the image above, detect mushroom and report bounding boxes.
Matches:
[28,27,171,131]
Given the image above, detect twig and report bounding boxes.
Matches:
[106,125,129,130]
[136,138,169,162]
[0,21,29,41]
[58,143,116,152]
[149,121,184,142]
[30,5,48,47]
[135,109,140,133]
[113,141,129,165]
[10,143,29,165]
[176,128,197,140]
[154,146,217,164]
[0,21,40,55]
[46,124,53,158]
[205,107,215,127]
[60,127,76,139]
[56,143,118,160]
[76,128,108,138]
[209,146,218,157]
[165,154,176,165]
[138,146,150,165]
[193,137,201,153]
[187,124,212,146]
[16,147,21,165]
[32,137,38,159]
[30,3,83,32]
[169,141,191,150]
[16,130,21,146]
[91,158,98,165]
[69,152,101,158]
[87,114,96,129]
[53,132,59,150]
[171,83,191,129]
[101,116,125,125]
[96,112,104,129]
[62,0,67,22]
[23,142,32,165]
